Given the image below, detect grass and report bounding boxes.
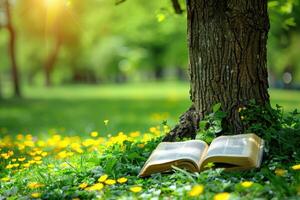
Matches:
[0,82,300,199]
[0,82,299,136]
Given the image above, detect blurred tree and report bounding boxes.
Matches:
[0,0,21,97]
[16,0,82,86]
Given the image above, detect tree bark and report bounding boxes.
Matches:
[45,39,61,87]
[5,0,21,98]
[164,0,270,141]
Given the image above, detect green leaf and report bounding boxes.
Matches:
[268,1,279,9]
[212,103,221,113]
[199,121,207,129]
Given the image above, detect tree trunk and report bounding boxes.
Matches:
[5,0,21,98]
[45,39,61,87]
[164,0,270,141]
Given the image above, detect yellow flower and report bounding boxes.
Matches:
[213,192,230,200]
[34,156,42,161]
[18,157,26,162]
[79,182,88,189]
[104,120,109,126]
[41,152,48,157]
[117,177,128,184]
[104,179,116,185]
[6,164,14,169]
[241,181,253,188]
[292,164,300,170]
[90,131,98,137]
[12,158,17,162]
[98,174,108,182]
[28,182,44,189]
[35,161,42,165]
[13,163,19,167]
[57,151,68,159]
[22,163,30,168]
[8,151,14,156]
[85,183,104,191]
[35,150,43,155]
[31,192,41,198]
[1,177,10,182]
[16,134,24,140]
[275,168,287,176]
[130,131,140,138]
[130,186,142,193]
[188,185,204,197]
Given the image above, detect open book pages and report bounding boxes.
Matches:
[139,140,208,177]
[139,133,264,177]
[200,133,264,170]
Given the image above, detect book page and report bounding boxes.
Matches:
[206,134,260,157]
[199,134,263,170]
[143,140,208,170]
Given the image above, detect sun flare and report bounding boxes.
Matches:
[44,0,61,8]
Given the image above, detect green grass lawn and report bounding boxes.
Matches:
[0,82,299,199]
[0,82,299,136]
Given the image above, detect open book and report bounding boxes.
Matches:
[139,133,264,177]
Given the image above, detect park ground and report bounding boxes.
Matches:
[0,82,300,199]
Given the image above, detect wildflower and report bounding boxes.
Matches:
[1,177,10,182]
[241,181,253,188]
[188,184,204,197]
[13,163,19,167]
[24,140,34,147]
[104,179,116,185]
[6,164,14,169]
[98,174,108,182]
[57,151,68,159]
[1,153,10,159]
[275,168,287,176]
[130,186,142,193]
[149,127,157,133]
[85,183,104,191]
[8,151,14,156]
[25,134,33,140]
[213,192,230,200]
[117,177,128,184]
[41,152,48,157]
[18,157,26,162]
[35,150,43,155]
[34,156,42,161]
[12,158,17,162]
[16,134,24,140]
[82,139,95,147]
[130,131,140,138]
[91,131,98,137]
[104,120,109,125]
[28,182,44,189]
[22,163,30,168]
[35,161,42,165]
[31,192,41,198]
[79,182,88,189]
[292,164,300,170]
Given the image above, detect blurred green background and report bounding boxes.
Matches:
[0,0,300,136]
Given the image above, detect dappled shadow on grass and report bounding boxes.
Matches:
[0,98,189,137]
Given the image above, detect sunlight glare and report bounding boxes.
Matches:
[44,0,60,7]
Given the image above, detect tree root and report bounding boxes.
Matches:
[162,105,200,142]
